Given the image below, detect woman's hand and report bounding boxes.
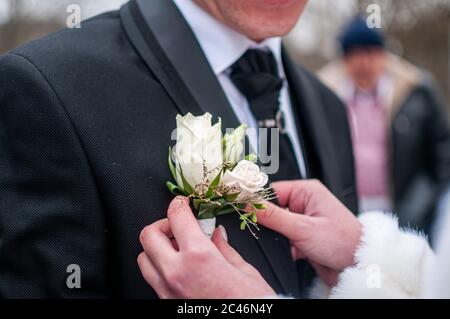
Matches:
[258,180,362,286]
[137,196,275,299]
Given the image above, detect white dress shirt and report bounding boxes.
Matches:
[173,0,306,178]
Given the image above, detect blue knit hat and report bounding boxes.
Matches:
[339,16,385,55]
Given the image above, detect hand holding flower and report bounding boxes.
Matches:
[138,196,275,299]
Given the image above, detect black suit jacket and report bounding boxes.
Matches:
[0,0,357,298]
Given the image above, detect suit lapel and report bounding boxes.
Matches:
[120,1,197,116]
[122,0,240,129]
[121,0,298,295]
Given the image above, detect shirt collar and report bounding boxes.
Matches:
[173,0,284,77]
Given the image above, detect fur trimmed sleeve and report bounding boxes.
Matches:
[309,211,435,299]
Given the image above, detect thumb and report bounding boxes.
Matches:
[257,201,311,241]
[167,196,204,249]
[211,226,250,271]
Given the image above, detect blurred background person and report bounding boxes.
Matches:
[318,16,450,236]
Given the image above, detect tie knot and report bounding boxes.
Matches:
[232,49,280,77]
[230,49,283,101]
[230,49,283,121]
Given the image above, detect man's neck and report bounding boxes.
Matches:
[173,0,283,76]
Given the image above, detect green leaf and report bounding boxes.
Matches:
[178,166,195,195]
[205,172,222,198]
[240,220,247,230]
[197,202,218,219]
[244,153,257,163]
[169,147,194,194]
[193,198,204,211]
[252,203,266,210]
[222,134,227,153]
[223,192,239,202]
[168,147,177,183]
[215,206,237,216]
[166,181,185,196]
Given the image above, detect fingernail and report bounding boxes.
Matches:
[174,196,187,207]
[175,195,187,202]
[218,225,228,242]
[168,196,187,215]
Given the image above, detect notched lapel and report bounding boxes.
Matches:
[121,0,240,129]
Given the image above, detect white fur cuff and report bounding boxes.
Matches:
[310,211,434,299]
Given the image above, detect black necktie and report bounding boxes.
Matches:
[231,49,313,297]
[230,49,301,181]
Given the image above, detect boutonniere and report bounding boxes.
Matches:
[166,113,275,238]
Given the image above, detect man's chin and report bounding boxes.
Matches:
[243,23,297,42]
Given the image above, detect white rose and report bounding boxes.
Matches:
[223,124,247,166]
[221,160,268,199]
[174,113,223,190]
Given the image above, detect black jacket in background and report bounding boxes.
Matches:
[391,79,450,235]
[0,0,357,298]
[319,55,450,235]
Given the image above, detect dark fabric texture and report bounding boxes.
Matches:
[0,0,357,298]
[391,82,450,235]
[230,49,283,117]
[230,49,302,181]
